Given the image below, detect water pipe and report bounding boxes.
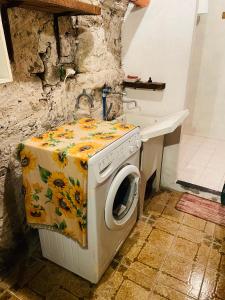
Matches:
[102,85,112,120]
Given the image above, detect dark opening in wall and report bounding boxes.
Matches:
[144,170,157,200]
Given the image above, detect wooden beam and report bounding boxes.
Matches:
[0,0,101,15]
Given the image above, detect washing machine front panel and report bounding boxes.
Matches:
[105,164,140,231]
[88,128,141,188]
[39,129,141,284]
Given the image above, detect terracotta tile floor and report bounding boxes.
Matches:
[1,191,225,300]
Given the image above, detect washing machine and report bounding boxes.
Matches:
[38,127,141,283]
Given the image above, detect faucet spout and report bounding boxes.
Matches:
[75,89,94,109]
[111,91,127,96]
[122,98,137,108]
[101,86,127,120]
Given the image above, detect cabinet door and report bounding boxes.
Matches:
[0,14,12,84]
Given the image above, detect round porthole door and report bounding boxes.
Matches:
[105,165,140,230]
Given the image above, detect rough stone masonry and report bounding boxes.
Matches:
[0,0,129,264]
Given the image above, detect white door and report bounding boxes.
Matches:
[105,164,140,230]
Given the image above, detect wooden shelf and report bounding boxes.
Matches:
[123,81,166,91]
[0,0,101,16]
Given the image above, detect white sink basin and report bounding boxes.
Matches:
[117,110,189,142]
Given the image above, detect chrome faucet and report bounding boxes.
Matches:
[110,90,137,107]
[108,90,137,111]
[75,89,94,109]
[111,91,127,97]
[122,98,137,108]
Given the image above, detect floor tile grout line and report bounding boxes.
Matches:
[202,218,207,232]
[196,219,225,299]
[148,217,183,298]
[145,193,225,299]
[9,192,225,299]
[178,135,225,192]
[147,207,217,300]
[204,146,219,169]
[4,289,22,300]
[111,272,125,300]
[151,282,197,300]
[196,240,214,299]
[154,211,207,234]
[146,206,182,299]
[186,149,214,170]
[116,207,182,298]
[114,222,157,298]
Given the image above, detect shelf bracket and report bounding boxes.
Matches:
[0,6,66,62]
[53,14,61,59]
[0,0,100,62]
[0,4,14,61]
[53,12,80,60]
[53,12,78,60]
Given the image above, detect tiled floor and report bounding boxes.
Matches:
[178,134,225,192]
[1,191,225,299]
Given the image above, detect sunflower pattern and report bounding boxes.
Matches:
[79,124,97,131]
[52,150,68,168]
[91,132,119,141]
[113,123,135,131]
[69,142,103,157]
[48,172,69,191]
[75,157,88,174]
[19,118,136,247]
[78,118,96,125]
[53,191,74,219]
[17,144,37,174]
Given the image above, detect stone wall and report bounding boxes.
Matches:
[0,0,129,262]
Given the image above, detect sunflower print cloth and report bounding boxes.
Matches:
[18,118,136,247]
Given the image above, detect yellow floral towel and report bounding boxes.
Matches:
[17,118,135,247]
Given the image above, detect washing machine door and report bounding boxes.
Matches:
[105,164,140,230]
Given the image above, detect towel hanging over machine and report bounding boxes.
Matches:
[17,118,136,248]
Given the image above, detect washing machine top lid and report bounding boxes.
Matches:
[23,118,137,156]
[17,118,137,248]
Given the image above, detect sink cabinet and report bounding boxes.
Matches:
[139,136,164,216]
[117,109,189,217]
[0,14,12,84]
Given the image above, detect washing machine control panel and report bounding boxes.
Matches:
[98,133,141,173]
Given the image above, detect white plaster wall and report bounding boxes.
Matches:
[184,0,225,140]
[122,0,197,189]
[122,0,197,116]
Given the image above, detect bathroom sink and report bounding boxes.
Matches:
[117,110,189,142]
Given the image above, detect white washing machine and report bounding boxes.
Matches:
[39,127,141,283]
